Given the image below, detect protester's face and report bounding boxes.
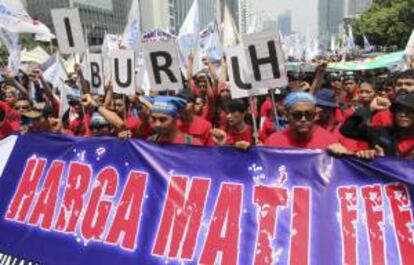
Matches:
[344,79,358,95]
[70,100,82,114]
[90,124,112,137]
[395,106,414,129]
[396,78,414,94]
[226,111,245,127]
[5,92,16,106]
[274,97,286,115]
[151,113,175,135]
[28,117,49,133]
[182,102,194,116]
[287,103,316,135]
[196,74,208,93]
[14,100,31,115]
[331,79,342,89]
[48,117,62,133]
[359,83,376,105]
[194,97,204,115]
[114,99,125,115]
[315,106,334,127]
[220,90,231,101]
[138,105,151,120]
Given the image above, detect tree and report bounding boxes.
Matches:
[353,0,414,48]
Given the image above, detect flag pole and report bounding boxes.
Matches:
[249,95,259,144]
[269,89,281,132]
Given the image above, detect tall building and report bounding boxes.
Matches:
[319,0,372,37]
[278,10,292,35]
[238,0,253,34]
[319,0,345,36]
[26,0,131,45]
[346,0,372,17]
[141,0,215,35]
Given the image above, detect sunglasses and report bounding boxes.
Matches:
[90,124,110,130]
[290,111,316,121]
[15,105,30,110]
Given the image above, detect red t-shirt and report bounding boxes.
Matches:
[260,97,273,119]
[125,116,141,133]
[259,118,277,142]
[0,119,15,139]
[265,126,338,149]
[331,126,369,152]
[371,109,393,127]
[152,132,202,146]
[398,138,414,159]
[225,125,253,145]
[0,101,19,137]
[178,116,212,145]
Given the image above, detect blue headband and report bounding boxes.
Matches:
[284,92,316,109]
[152,96,187,116]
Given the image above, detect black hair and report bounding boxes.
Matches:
[226,99,247,113]
[177,90,196,103]
[0,107,5,122]
[397,69,414,80]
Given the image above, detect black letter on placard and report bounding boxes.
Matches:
[249,41,280,81]
[64,17,74,47]
[90,62,101,88]
[231,57,252,90]
[149,51,178,84]
[114,58,132,88]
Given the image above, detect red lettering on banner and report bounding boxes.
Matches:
[152,176,211,260]
[28,160,65,230]
[199,183,243,265]
[289,187,311,265]
[81,167,119,241]
[337,186,358,265]
[385,183,414,265]
[361,185,385,265]
[253,186,288,265]
[105,171,148,251]
[55,162,92,233]
[6,158,47,222]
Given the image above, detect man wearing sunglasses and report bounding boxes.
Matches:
[265,92,339,149]
[14,98,32,116]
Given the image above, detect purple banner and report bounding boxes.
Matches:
[0,133,414,265]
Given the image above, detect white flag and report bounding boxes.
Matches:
[178,0,200,71]
[0,27,20,74]
[121,0,141,49]
[43,53,68,89]
[403,29,414,69]
[363,34,372,53]
[0,0,54,40]
[221,3,240,48]
[347,25,356,51]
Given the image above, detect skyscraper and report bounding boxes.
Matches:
[318,0,345,36]
[278,10,292,35]
[140,0,214,35]
[26,0,131,45]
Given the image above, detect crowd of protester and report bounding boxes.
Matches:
[1,55,414,160]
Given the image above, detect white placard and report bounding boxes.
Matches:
[111,50,135,95]
[88,53,104,95]
[225,44,267,99]
[51,8,86,55]
[143,40,182,92]
[242,28,288,89]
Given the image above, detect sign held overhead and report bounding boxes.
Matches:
[51,8,86,55]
